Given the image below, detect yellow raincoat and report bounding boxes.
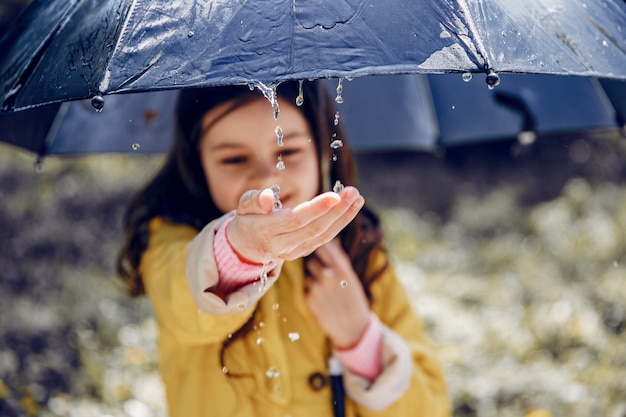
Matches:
[141,214,450,417]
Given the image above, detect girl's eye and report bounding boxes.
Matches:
[280,148,300,157]
[222,156,247,164]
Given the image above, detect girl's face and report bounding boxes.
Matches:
[199,97,320,213]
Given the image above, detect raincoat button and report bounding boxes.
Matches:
[308,372,327,391]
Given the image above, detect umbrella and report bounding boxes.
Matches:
[1,73,625,155]
[1,0,626,115]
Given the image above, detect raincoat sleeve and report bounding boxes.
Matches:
[140,215,281,345]
[343,250,450,417]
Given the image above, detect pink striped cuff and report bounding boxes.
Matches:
[332,313,383,382]
[213,217,274,294]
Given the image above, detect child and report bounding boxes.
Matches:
[117,81,449,417]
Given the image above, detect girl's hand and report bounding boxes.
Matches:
[227,186,364,265]
[304,239,370,349]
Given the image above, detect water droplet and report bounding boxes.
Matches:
[237,303,246,310]
[333,111,340,126]
[332,154,337,161]
[227,333,233,339]
[222,366,229,374]
[132,143,140,151]
[34,158,44,174]
[330,139,343,149]
[451,105,456,110]
[295,80,304,106]
[187,30,194,37]
[91,94,105,112]
[255,82,280,120]
[335,78,344,104]
[271,184,282,209]
[462,72,473,82]
[259,321,265,328]
[486,69,500,89]
[266,367,281,378]
[260,263,270,289]
[276,156,285,171]
[333,180,344,193]
[340,280,348,288]
[288,332,300,342]
[248,83,255,91]
[275,125,283,146]
[256,337,264,345]
[272,303,280,310]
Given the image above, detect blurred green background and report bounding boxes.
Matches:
[1,2,626,416]
[1,133,625,417]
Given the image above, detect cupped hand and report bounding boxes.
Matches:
[226,186,365,265]
[304,239,371,349]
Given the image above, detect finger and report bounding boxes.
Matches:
[278,193,364,259]
[305,256,329,281]
[237,189,275,215]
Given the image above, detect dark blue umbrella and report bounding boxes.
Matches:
[1,0,626,115]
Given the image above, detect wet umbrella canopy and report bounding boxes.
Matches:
[1,0,626,114]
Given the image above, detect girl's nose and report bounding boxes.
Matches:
[250,157,281,188]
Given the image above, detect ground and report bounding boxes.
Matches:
[0,131,625,417]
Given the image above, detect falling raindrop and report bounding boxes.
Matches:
[248,83,255,91]
[486,69,500,90]
[451,105,456,110]
[34,158,44,174]
[131,143,140,151]
[260,263,269,289]
[276,155,285,171]
[288,332,300,342]
[256,82,280,120]
[296,80,304,106]
[335,78,344,104]
[256,337,264,345]
[330,139,343,149]
[91,94,105,112]
[271,184,282,209]
[333,111,340,126]
[275,125,284,146]
[272,303,280,310]
[266,367,281,378]
[222,366,229,374]
[332,154,337,162]
[333,180,344,193]
[340,280,348,288]
[259,321,265,328]
[462,72,473,82]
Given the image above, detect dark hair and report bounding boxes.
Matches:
[116,79,387,296]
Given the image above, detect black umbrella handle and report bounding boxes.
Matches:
[328,356,345,417]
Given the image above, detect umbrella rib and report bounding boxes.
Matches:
[99,0,141,93]
[456,0,490,70]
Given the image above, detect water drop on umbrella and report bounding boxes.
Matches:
[187,30,194,37]
[462,72,473,82]
[275,125,283,146]
[295,80,304,106]
[91,94,105,112]
[330,139,343,149]
[486,69,500,89]
[335,78,344,104]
